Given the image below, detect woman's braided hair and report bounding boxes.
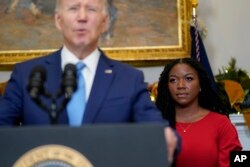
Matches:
[155,58,228,128]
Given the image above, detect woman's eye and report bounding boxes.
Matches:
[169,78,176,83]
[186,77,193,81]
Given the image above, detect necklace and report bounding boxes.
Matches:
[176,107,201,132]
[178,123,193,132]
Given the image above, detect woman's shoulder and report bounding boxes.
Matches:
[208,111,228,117]
[205,111,231,124]
[205,112,238,133]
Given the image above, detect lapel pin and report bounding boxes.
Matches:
[105,69,112,74]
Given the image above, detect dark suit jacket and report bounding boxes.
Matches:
[0,49,165,125]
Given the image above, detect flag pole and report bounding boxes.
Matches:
[191,0,198,17]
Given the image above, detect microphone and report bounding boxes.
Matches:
[62,63,77,99]
[26,64,77,125]
[27,66,46,99]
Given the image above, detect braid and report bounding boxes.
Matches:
[156,63,176,128]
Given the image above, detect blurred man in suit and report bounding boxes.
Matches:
[0,0,178,163]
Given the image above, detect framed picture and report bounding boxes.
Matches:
[0,0,192,70]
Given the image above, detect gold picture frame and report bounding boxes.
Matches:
[0,0,193,70]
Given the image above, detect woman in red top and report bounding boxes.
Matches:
[155,58,242,167]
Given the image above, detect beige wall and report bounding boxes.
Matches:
[199,0,250,75]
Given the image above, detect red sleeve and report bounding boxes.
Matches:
[217,117,242,167]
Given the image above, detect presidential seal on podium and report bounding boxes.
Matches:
[13,144,93,167]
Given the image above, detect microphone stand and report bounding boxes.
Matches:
[49,92,71,125]
[32,91,71,125]
[50,96,58,125]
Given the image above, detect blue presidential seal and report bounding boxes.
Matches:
[13,144,93,167]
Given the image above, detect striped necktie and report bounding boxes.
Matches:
[67,62,86,126]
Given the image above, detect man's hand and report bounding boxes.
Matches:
[164,127,178,164]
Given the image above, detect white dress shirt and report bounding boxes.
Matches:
[61,46,100,102]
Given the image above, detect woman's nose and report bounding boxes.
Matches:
[177,79,185,88]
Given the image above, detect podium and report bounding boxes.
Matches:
[0,124,169,167]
